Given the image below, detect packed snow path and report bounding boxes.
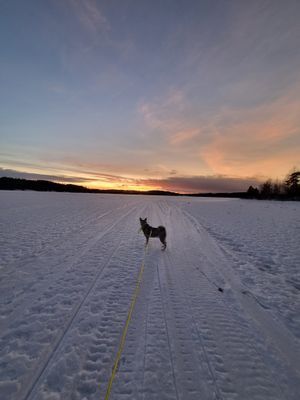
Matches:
[0,192,299,400]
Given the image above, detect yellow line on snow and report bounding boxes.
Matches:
[104,249,146,400]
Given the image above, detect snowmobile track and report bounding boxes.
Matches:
[20,207,138,400]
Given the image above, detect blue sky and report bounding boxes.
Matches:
[1,0,299,192]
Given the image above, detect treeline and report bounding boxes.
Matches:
[0,177,92,193]
[188,191,248,199]
[1,172,299,200]
[0,177,178,196]
[246,170,300,200]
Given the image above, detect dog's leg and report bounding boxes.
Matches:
[160,236,167,250]
[159,231,166,250]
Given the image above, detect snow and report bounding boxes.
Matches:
[0,191,299,400]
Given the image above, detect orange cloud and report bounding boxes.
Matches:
[201,88,300,179]
[169,128,200,145]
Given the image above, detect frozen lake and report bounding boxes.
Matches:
[0,191,299,399]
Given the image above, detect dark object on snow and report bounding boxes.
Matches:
[218,287,224,293]
[139,217,167,250]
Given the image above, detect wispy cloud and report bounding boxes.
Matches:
[138,89,184,133]
[0,167,144,188]
[170,128,200,146]
[138,88,202,147]
[0,168,92,183]
[47,83,70,96]
[67,0,110,34]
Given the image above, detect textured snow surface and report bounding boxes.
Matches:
[0,191,299,400]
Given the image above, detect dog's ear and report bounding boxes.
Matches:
[145,217,147,222]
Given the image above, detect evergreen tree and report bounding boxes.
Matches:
[246,185,259,199]
[260,180,273,199]
[285,171,300,197]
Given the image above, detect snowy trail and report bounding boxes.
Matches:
[111,200,300,400]
[0,193,299,400]
[180,207,300,375]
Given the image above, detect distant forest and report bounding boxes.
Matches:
[0,170,299,200]
[245,170,300,200]
[0,177,178,196]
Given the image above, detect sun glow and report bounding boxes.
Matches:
[84,179,161,192]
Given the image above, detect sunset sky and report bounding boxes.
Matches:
[1,0,299,193]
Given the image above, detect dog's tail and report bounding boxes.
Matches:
[158,226,167,249]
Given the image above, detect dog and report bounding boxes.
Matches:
[139,217,167,250]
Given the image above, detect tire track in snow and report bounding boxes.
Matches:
[113,199,219,400]
[109,200,179,400]
[141,290,150,399]
[0,204,135,333]
[160,202,223,399]
[170,204,296,399]
[156,261,180,400]
[21,207,138,400]
[181,206,300,382]
[163,251,223,400]
[27,203,148,400]
[0,204,141,400]
[127,255,178,400]
[157,254,224,400]
[1,199,129,275]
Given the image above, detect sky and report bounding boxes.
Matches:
[0,0,299,193]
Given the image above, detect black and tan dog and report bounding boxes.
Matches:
[139,217,167,250]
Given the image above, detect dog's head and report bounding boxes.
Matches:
[139,217,147,227]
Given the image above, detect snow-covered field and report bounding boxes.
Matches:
[0,191,299,400]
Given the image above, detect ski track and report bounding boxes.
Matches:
[177,198,300,340]
[23,207,139,400]
[0,204,134,331]
[0,192,299,400]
